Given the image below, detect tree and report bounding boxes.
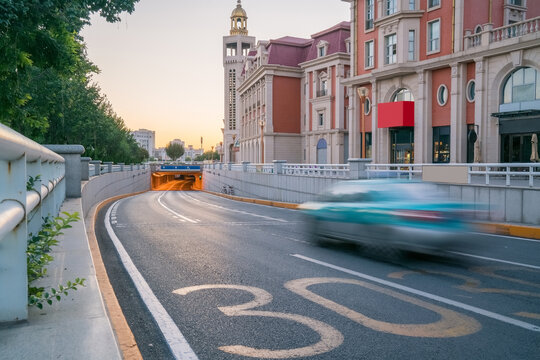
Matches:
[166,142,184,161]
[194,151,219,162]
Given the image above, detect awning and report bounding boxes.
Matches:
[378,101,415,128]
[491,110,540,134]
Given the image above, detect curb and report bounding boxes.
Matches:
[203,190,540,240]
[86,192,148,360]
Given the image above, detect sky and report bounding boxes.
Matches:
[81,0,350,150]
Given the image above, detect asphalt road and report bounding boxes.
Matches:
[95,189,540,360]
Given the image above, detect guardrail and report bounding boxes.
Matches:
[204,160,539,187]
[367,163,540,187]
[0,123,66,323]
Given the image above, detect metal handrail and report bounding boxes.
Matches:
[0,123,64,163]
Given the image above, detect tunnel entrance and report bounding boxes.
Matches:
[151,172,203,191]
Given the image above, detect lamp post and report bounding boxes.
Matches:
[357,87,369,158]
[259,120,266,163]
[219,141,223,162]
[211,146,214,162]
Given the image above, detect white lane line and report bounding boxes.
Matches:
[448,251,540,270]
[271,233,310,245]
[157,192,198,224]
[472,232,540,243]
[105,201,199,360]
[179,192,288,223]
[291,254,540,332]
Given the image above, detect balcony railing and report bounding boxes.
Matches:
[316,89,328,97]
[465,16,540,49]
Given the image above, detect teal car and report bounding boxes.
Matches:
[298,180,475,253]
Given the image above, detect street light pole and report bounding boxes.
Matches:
[357,87,368,158]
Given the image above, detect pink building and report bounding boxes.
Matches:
[342,0,540,164]
[237,22,351,163]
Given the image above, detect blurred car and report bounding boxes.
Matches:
[298,180,476,253]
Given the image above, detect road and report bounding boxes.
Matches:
[95,190,540,360]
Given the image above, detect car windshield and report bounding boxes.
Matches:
[318,182,443,203]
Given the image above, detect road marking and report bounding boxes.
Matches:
[514,312,540,320]
[157,192,198,223]
[291,254,540,332]
[105,201,199,360]
[473,232,540,243]
[285,277,480,338]
[179,192,288,223]
[271,233,310,245]
[448,251,540,270]
[471,266,540,289]
[173,284,343,358]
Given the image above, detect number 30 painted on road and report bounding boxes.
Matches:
[173,284,343,359]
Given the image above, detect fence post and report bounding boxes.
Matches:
[242,161,249,172]
[228,162,232,171]
[103,161,113,174]
[90,160,102,176]
[0,155,28,322]
[45,145,85,198]
[119,163,125,172]
[273,160,286,175]
[81,157,91,181]
[348,158,371,179]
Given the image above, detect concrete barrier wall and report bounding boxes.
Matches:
[204,168,344,203]
[203,169,540,225]
[82,169,150,216]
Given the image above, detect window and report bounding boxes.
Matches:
[466,80,476,102]
[385,0,397,15]
[509,0,523,5]
[392,88,414,102]
[228,69,237,130]
[345,38,351,53]
[226,43,237,57]
[408,30,415,61]
[365,133,372,159]
[318,47,325,57]
[428,19,440,53]
[366,0,374,30]
[437,84,448,106]
[317,41,328,58]
[409,0,415,10]
[428,0,441,8]
[385,34,397,64]
[502,67,540,104]
[365,40,374,68]
[321,79,328,96]
[318,113,324,126]
[433,126,450,163]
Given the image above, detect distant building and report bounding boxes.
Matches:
[131,129,155,157]
[183,145,204,161]
[154,147,169,161]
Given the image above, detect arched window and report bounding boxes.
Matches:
[392,88,414,102]
[502,67,540,104]
[316,138,327,164]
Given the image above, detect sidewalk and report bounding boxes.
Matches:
[0,198,122,360]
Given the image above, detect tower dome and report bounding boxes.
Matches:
[230,0,248,36]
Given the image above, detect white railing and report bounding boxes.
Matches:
[283,164,350,178]
[467,163,540,187]
[464,16,540,48]
[366,164,423,180]
[0,123,66,323]
[491,17,540,43]
[231,164,244,172]
[367,163,540,187]
[247,163,274,174]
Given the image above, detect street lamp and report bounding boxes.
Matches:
[211,146,214,162]
[259,120,266,163]
[357,87,369,158]
[219,141,223,162]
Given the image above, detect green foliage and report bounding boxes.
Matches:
[195,151,219,162]
[26,174,41,191]
[166,142,185,161]
[0,0,142,164]
[27,212,86,309]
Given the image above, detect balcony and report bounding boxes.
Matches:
[464,16,540,49]
[316,89,328,97]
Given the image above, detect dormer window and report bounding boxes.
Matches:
[317,41,329,58]
[345,38,351,53]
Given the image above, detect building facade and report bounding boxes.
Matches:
[237,23,351,164]
[223,0,256,164]
[342,0,540,164]
[131,129,155,157]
